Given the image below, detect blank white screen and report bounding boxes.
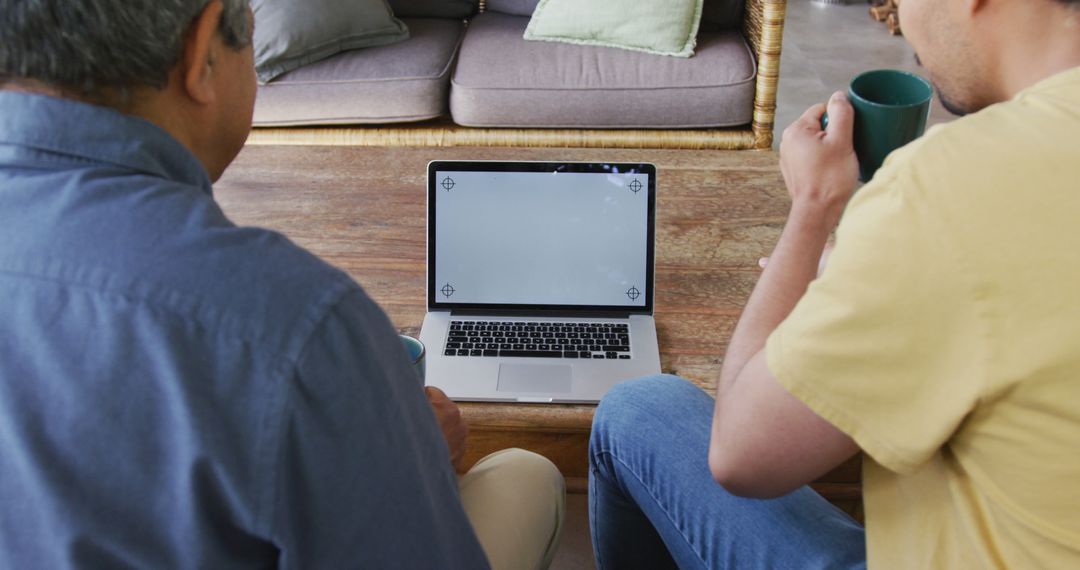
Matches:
[434,169,649,307]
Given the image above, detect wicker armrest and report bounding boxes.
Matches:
[743,0,787,149]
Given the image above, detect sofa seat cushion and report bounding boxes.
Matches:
[253,18,465,126]
[449,13,756,129]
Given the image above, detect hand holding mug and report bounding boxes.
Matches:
[426,386,468,472]
[779,91,860,230]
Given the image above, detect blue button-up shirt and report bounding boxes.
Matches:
[0,92,488,568]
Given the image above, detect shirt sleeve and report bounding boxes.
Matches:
[766,163,989,475]
[269,288,489,569]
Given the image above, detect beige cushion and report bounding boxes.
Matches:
[487,0,743,29]
[450,13,756,129]
[253,19,464,126]
[523,0,704,58]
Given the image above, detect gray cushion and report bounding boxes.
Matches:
[450,13,755,129]
[253,19,465,126]
[487,0,742,29]
[252,0,409,83]
[387,0,478,19]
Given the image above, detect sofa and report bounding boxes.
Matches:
[249,0,787,150]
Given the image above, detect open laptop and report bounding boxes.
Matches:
[419,161,661,403]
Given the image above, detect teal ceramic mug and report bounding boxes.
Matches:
[400,334,426,384]
[824,69,934,181]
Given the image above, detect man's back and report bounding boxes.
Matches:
[0,92,488,567]
[769,66,1080,567]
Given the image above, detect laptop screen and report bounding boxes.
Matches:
[428,162,655,313]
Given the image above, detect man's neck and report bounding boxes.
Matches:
[0,78,134,111]
[1,79,68,98]
[993,4,1080,99]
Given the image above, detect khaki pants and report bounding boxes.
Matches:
[459,449,566,570]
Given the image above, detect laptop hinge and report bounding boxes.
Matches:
[450,308,635,319]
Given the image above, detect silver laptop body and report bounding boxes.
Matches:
[419,161,661,403]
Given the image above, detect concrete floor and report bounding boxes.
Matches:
[547,2,955,569]
[774,0,955,148]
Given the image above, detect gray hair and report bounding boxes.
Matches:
[0,0,251,99]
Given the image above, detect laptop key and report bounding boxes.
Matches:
[458,349,471,356]
[513,343,525,350]
[470,349,483,356]
[604,346,629,352]
[462,343,474,349]
[446,342,461,349]
[483,349,499,357]
[500,350,560,358]
[563,351,578,358]
[590,345,603,351]
[445,349,457,356]
[618,355,631,359]
[580,352,592,358]
[605,352,618,359]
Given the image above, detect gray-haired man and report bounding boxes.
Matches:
[0,1,563,567]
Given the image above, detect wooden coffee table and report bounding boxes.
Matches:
[215,144,862,518]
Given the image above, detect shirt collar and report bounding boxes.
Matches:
[0,91,212,195]
[1016,65,1080,98]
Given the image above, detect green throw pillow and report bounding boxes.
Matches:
[523,0,704,58]
[253,0,410,83]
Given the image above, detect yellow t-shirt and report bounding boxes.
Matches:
[767,66,1080,568]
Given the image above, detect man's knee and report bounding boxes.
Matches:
[465,448,564,497]
[593,374,701,444]
[460,449,565,570]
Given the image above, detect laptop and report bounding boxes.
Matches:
[419,161,661,403]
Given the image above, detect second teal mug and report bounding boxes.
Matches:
[400,334,426,384]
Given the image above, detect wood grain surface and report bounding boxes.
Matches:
[214,145,862,514]
[214,145,787,390]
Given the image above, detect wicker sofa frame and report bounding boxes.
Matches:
[247,0,787,150]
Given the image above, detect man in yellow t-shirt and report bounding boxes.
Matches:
[588,0,1080,567]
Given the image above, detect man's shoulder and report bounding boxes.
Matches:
[867,85,1079,219]
[886,78,1079,186]
[3,177,369,362]
[161,221,367,356]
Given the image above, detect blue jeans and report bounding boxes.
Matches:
[589,375,867,570]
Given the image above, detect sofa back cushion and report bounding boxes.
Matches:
[388,0,479,19]
[253,0,410,83]
[486,0,742,29]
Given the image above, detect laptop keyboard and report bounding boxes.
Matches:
[443,320,631,360]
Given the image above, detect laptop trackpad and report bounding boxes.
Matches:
[497,363,573,393]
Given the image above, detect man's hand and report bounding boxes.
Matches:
[426,386,468,472]
[779,91,860,230]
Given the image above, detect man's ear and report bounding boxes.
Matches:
[180,0,225,105]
